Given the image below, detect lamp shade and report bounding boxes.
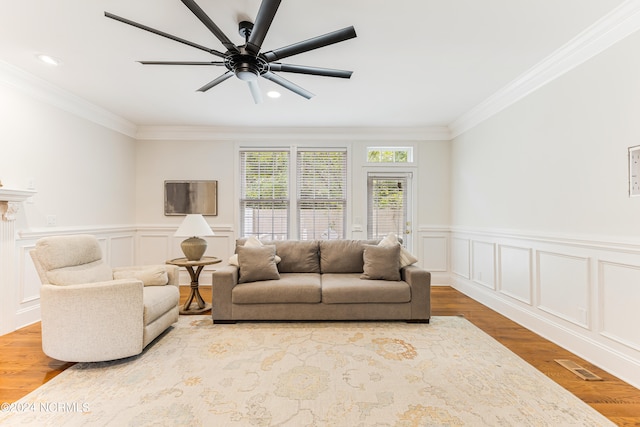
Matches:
[174,214,214,237]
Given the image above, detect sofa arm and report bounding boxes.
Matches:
[211,265,239,321]
[40,279,145,362]
[401,265,431,321]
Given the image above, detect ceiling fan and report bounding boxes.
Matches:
[105,0,357,104]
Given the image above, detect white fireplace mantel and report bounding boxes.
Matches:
[0,188,36,221]
[0,187,36,335]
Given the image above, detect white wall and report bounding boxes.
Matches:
[0,83,137,229]
[450,30,640,388]
[0,81,138,334]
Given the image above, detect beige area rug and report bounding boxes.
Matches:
[1,316,613,426]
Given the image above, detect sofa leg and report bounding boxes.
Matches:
[407,319,430,324]
[213,320,237,324]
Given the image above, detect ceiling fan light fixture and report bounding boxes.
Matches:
[233,60,261,81]
[267,91,281,98]
[36,54,61,66]
[236,69,258,81]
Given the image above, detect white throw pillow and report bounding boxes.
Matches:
[229,236,281,266]
[378,232,418,267]
[113,266,169,286]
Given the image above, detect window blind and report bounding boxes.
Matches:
[297,150,347,240]
[367,175,408,241]
[239,150,290,240]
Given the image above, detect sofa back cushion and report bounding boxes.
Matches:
[269,240,320,273]
[319,239,379,273]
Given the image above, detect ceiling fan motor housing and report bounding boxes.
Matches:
[226,52,268,81]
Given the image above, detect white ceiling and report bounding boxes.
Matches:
[0,0,626,129]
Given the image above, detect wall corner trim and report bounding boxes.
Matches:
[0,60,137,138]
[448,0,640,138]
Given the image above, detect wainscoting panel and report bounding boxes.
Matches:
[420,235,448,272]
[109,235,136,268]
[451,237,470,279]
[18,244,39,304]
[498,245,532,305]
[471,241,495,289]
[137,234,172,266]
[537,251,591,328]
[599,261,640,352]
[450,227,640,389]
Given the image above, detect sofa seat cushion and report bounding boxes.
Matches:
[321,273,411,304]
[232,273,321,304]
[143,285,180,325]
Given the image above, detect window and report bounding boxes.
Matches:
[240,148,347,240]
[297,150,347,240]
[240,150,289,240]
[367,173,411,245]
[367,147,413,163]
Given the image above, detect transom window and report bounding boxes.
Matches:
[367,147,413,163]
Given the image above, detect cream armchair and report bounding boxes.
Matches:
[30,234,180,362]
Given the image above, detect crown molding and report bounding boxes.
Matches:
[135,125,451,142]
[449,0,640,138]
[0,60,137,138]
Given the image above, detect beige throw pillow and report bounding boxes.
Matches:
[379,233,418,267]
[237,245,280,284]
[113,266,169,286]
[360,244,401,281]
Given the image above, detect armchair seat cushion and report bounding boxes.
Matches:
[143,286,180,324]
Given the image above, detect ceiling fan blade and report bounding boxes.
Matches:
[262,71,314,99]
[138,61,225,66]
[269,63,352,79]
[247,80,263,104]
[262,26,356,62]
[181,0,239,53]
[197,71,233,92]
[105,12,226,59]
[245,0,281,55]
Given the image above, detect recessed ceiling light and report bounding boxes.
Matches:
[267,91,281,99]
[36,54,61,66]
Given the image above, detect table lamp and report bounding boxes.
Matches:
[174,214,214,261]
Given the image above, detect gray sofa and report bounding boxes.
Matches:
[211,239,430,323]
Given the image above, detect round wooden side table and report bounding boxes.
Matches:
[167,256,221,315]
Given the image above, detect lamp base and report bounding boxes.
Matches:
[181,237,207,261]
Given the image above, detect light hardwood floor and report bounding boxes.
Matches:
[0,286,638,426]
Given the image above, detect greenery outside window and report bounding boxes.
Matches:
[367,147,413,163]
